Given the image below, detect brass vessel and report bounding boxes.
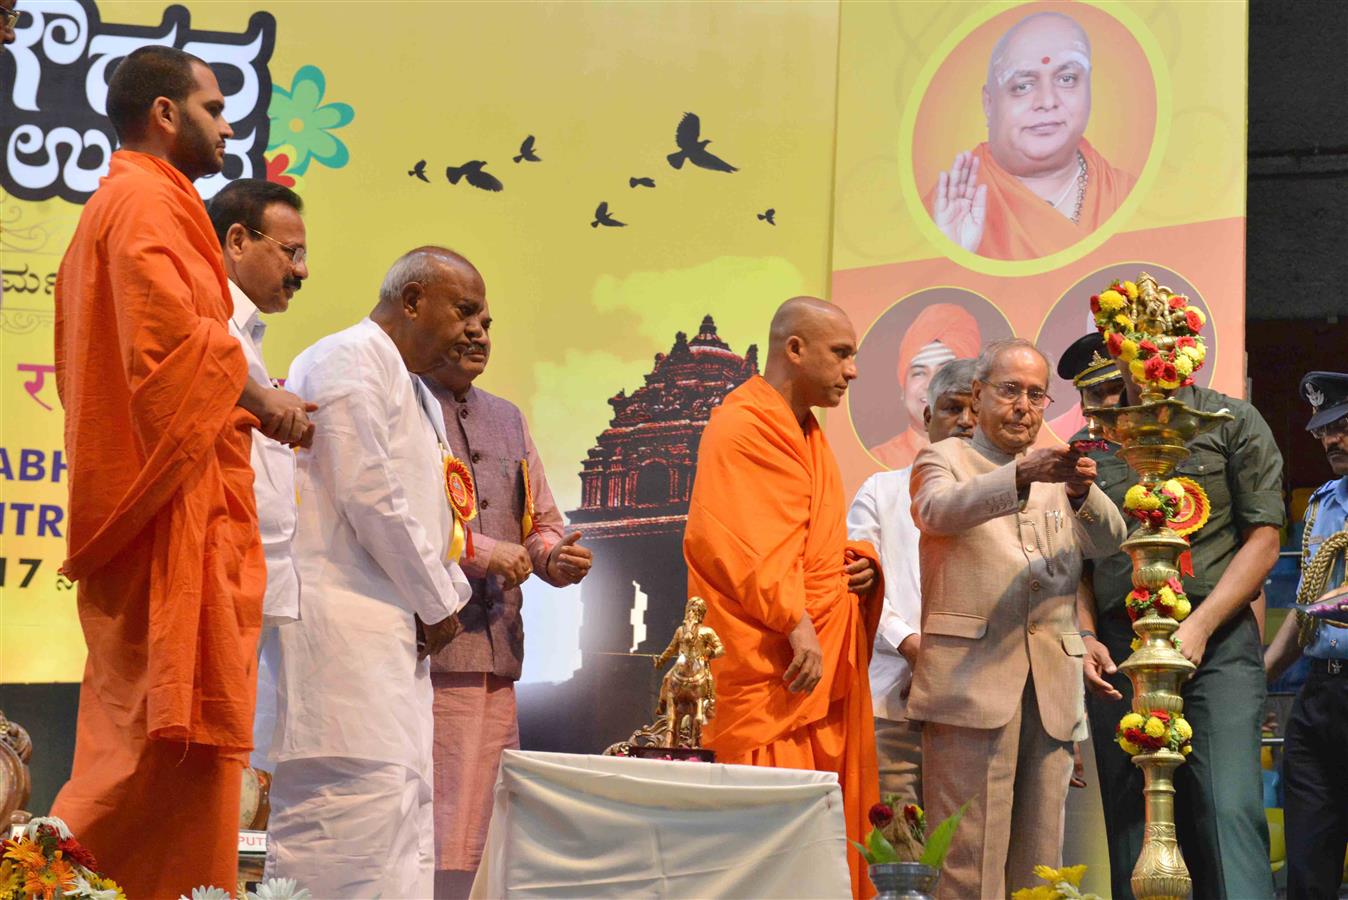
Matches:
[1084,399,1231,900]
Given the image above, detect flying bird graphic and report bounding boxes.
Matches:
[591,202,626,228]
[629,177,656,188]
[757,208,776,225]
[666,112,738,173]
[445,161,504,192]
[513,135,540,163]
[408,160,429,182]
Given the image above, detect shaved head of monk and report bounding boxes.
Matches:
[982,12,1092,178]
[764,296,859,424]
[107,45,234,181]
[371,246,488,375]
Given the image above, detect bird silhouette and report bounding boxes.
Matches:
[408,160,429,182]
[629,177,656,188]
[445,161,503,192]
[513,135,540,163]
[666,112,738,173]
[757,208,776,225]
[591,202,626,228]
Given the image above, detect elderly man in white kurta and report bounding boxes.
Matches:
[907,339,1125,899]
[847,358,976,805]
[264,247,478,898]
[206,178,310,774]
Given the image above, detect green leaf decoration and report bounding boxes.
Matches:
[865,827,901,864]
[919,800,970,869]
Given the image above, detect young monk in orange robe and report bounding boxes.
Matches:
[51,47,313,897]
[685,297,884,899]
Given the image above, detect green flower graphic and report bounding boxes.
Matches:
[268,65,355,175]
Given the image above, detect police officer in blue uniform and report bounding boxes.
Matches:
[1266,371,1348,898]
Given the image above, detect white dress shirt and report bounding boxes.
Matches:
[270,317,471,777]
[227,280,300,625]
[848,466,922,721]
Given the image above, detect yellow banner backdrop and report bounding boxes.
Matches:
[0,0,840,684]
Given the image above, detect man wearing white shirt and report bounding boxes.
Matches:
[207,179,310,774]
[848,358,976,803]
[264,246,476,898]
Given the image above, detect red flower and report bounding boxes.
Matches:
[58,837,98,871]
[869,802,894,828]
[1106,332,1124,356]
[266,152,296,188]
[1185,309,1204,332]
[1090,295,1101,314]
[1169,296,1186,310]
[1161,362,1178,383]
[1148,510,1167,528]
[1167,577,1185,593]
[1144,356,1165,380]
[1139,340,1158,355]
[1176,335,1196,349]
[1181,377,1195,387]
[1152,709,1171,723]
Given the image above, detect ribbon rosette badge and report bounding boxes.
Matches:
[444,456,478,560]
[1167,476,1210,537]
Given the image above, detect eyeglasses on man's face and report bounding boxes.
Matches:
[249,227,306,268]
[0,8,20,30]
[988,381,1053,410]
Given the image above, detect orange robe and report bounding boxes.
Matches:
[928,138,1136,261]
[684,375,883,899]
[51,150,265,897]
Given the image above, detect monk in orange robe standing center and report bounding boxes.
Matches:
[685,296,884,898]
[52,46,315,897]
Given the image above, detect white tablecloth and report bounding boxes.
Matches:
[470,750,850,898]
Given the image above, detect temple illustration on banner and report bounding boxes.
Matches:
[519,315,757,752]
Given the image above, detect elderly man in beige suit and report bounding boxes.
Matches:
[908,338,1126,898]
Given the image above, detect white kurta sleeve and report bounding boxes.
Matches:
[313,385,470,624]
[848,475,916,653]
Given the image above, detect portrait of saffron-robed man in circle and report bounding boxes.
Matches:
[926,10,1138,262]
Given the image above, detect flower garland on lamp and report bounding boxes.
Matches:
[1091,279,1208,397]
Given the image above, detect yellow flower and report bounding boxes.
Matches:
[1033,864,1059,881]
[1162,478,1184,496]
[1130,637,1142,651]
[1174,717,1193,742]
[1156,586,1178,607]
[1182,744,1193,755]
[1119,712,1145,731]
[1129,358,1148,382]
[1118,338,1139,362]
[1011,886,1057,900]
[1145,717,1167,739]
[1119,738,1142,755]
[1122,281,1139,300]
[1094,312,1110,330]
[1123,485,1149,509]
[1173,597,1192,621]
[1113,313,1134,332]
[1174,355,1194,377]
[0,860,20,895]
[1057,865,1088,888]
[1098,290,1126,313]
[3,840,45,872]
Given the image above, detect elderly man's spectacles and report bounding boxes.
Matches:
[1311,416,1348,441]
[249,228,306,267]
[0,8,20,29]
[989,381,1052,409]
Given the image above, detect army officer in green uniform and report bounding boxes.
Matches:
[1073,337,1283,900]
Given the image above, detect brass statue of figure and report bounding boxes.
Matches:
[652,596,724,749]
